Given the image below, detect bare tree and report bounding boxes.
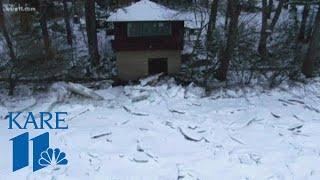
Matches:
[298,4,310,42]
[0,0,16,61]
[0,0,18,96]
[267,0,273,19]
[269,0,284,31]
[85,0,100,67]
[39,0,52,58]
[258,0,284,60]
[206,0,219,43]
[258,0,268,60]
[302,5,320,77]
[63,0,73,45]
[217,0,241,81]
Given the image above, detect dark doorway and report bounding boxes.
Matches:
[148,58,168,75]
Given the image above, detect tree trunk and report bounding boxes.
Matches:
[63,0,73,45]
[19,11,32,32]
[306,8,316,42]
[283,0,289,9]
[224,1,231,30]
[206,0,219,58]
[302,6,320,78]
[258,0,284,60]
[85,0,100,67]
[267,0,273,19]
[217,0,241,81]
[39,0,52,58]
[258,0,268,60]
[292,6,303,79]
[72,0,80,23]
[8,75,16,96]
[298,4,310,43]
[206,0,218,42]
[0,0,16,61]
[0,0,18,96]
[269,0,284,32]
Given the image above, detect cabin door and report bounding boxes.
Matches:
[148,58,168,75]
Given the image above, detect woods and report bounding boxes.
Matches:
[0,0,320,95]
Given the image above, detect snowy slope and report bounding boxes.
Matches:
[0,79,320,179]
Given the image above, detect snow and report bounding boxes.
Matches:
[107,0,183,22]
[175,9,210,29]
[0,79,320,179]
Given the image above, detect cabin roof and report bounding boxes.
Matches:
[106,0,183,22]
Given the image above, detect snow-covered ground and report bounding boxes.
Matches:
[0,78,320,180]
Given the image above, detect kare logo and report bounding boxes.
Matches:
[8,112,69,172]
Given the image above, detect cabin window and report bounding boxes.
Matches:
[127,22,171,37]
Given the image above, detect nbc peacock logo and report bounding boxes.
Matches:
[38,148,68,168]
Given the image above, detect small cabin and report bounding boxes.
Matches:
[107,0,184,81]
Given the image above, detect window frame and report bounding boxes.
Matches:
[127,21,172,38]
